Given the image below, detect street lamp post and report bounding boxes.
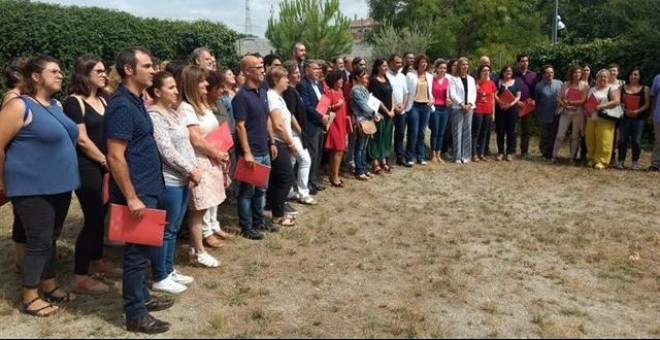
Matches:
[552,0,558,43]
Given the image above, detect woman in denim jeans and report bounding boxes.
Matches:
[350,68,380,180]
[429,59,451,163]
[617,67,651,170]
[148,72,201,293]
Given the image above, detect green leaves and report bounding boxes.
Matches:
[0,0,239,87]
[265,0,353,60]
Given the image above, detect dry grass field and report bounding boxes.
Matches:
[0,140,659,338]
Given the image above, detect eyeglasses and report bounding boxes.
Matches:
[93,69,106,75]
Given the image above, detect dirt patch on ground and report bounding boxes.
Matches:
[1,143,659,338]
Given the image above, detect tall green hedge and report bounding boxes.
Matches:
[0,0,239,84]
[528,38,660,85]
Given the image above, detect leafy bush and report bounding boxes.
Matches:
[0,0,239,86]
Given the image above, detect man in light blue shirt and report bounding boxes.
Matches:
[534,65,562,159]
[650,74,660,171]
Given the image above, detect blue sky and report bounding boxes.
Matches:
[35,0,370,38]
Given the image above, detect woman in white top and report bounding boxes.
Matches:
[266,66,298,227]
[585,69,621,170]
[148,72,200,293]
[403,54,434,166]
[448,57,477,163]
[176,65,229,268]
[553,64,588,162]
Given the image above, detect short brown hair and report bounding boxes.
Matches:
[20,55,60,96]
[266,65,288,88]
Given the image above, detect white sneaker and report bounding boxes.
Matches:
[153,276,187,294]
[195,252,220,268]
[169,269,194,285]
[298,196,318,205]
[631,161,640,170]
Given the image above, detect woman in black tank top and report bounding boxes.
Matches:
[617,67,651,170]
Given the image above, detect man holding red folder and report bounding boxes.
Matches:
[232,55,277,240]
[103,47,171,334]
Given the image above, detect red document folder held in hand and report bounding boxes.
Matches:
[621,94,640,111]
[107,204,167,247]
[0,192,9,207]
[234,156,271,188]
[518,99,535,118]
[102,173,110,205]
[583,94,599,116]
[316,95,332,117]
[205,122,234,152]
[499,89,516,105]
[566,87,584,102]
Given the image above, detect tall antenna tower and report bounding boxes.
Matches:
[245,0,253,36]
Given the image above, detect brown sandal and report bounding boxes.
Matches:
[203,234,223,248]
[21,297,60,317]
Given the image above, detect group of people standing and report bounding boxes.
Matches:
[1,42,660,335]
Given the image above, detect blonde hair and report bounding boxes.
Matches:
[595,69,610,80]
[176,65,209,116]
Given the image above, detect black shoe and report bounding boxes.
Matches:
[396,159,405,166]
[309,188,318,196]
[648,166,660,172]
[126,313,171,334]
[256,220,279,233]
[145,296,174,312]
[314,184,326,191]
[241,228,264,240]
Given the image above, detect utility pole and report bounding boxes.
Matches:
[552,0,558,44]
[245,0,253,36]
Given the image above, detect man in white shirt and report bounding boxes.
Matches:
[386,54,410,165]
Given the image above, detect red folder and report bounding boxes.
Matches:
[621,94,640,111]
[316,95,332,117]
[234,156,271,188]
[102,173,110,205]
[0,192,9,207]
[107,204,167,246]
[583,94,599,117]
[205,122,234,152]
[566,87,584,102]
[499,89,516,105]
[518,99,535,118]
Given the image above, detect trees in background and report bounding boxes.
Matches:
[266,0,353,60]
[367,0,660,82]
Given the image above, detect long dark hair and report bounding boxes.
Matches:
[370,58,387,77]
[68,54,106,97]
[3,57,27,90]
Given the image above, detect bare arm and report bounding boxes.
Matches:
[267,115,278,160]
[107,138,144,217]
[235,120,254,165]
[76,124,108,169]
[0,99,25,192]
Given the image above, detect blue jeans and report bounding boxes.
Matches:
[237,154,270,230]
[405,103,431,162]
[115,194,159,322]
[618,117,645,163]
[152,185,188,282]
[354,132,369,175]
[393,112,407,161]
[429,106,449,152]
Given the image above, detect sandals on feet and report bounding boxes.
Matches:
[273,216,296,227]
[21,297,60,317]
[43,286,75,303]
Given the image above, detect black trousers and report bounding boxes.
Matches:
[12,209,26,243]
[12,192,72,288]
[496,108,518,155]
[307,130,324,186]
[266,142,294,218]
[74,166,108,275]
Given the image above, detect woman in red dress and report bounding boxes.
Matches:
[324,70,347,187]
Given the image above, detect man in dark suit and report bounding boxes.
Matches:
[296,60,330,193]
